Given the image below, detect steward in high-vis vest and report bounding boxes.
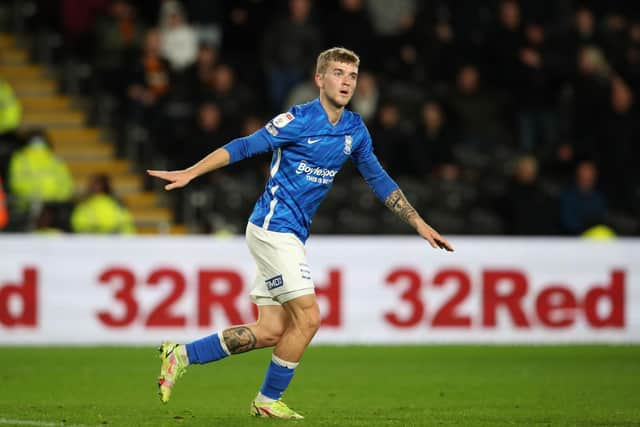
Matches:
[8,132,74,212]
[0,79,21,134]
[71,173,135,234]
[0,177,8,229]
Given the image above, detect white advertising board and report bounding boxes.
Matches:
[1,236,638,344]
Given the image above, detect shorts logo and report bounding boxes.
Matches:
[344,135,352,155]
[273,112,295,128]
[299,263,312,280]
[265,122,279,136]
[265,274,284,290]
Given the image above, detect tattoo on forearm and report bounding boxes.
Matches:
[223,326,258,354]
[385,189,419,226]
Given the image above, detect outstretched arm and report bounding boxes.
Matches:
[384,189,454,251]
[147,147,230,190]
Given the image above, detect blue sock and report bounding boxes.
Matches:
[185,333,229,364]
[259,355,298,400]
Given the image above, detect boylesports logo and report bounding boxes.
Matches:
[295,161,338,184]
[265,274,284,290]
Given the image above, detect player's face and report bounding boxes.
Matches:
[317,61,358,107]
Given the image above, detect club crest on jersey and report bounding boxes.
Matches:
[343,135,353,155]
[265,122,279,136]
[273,112,295,128]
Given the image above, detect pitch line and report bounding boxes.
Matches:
[0,418,93,427]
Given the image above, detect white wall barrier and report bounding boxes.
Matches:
[1,235,638,344]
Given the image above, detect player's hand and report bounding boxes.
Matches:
[416,221,454,252]
[146,169,193,190]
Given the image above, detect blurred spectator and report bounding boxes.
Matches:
[126,28,171,125]
[327,0,375,66]
[560,160,607,234]
[502,155,557,235]
[424,163,475,234]
[159,0,198,71]
[601,11,628,70]
[486,0,524,92]
[366,0,417,73]
[581,223,616,240]
[366,0,416,37]
[515,20,561,153]
[71,174,135,234]
[595,77,637,212]
[7,131,74,214]
[34,205,65,234]
[61,0,109,60]
[183,0,224,46]
[220,0,268,87]
[203,63,253,133]
[368,101,410,176]
[187,44,219,96]
[0,79,22,183]
[409,100,455,177]
[0,177,7,230]
[564,6,600,56]
[622,20,640,93]
[350,70,379,123]
[568,46,613,159]
[417,8,462,88]
[93,0,144,97]
[448,64,510,147]
[185,102,230,168]
[284,69,318,110]
[261,0,322,111]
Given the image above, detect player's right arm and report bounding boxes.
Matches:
[147,111,303,191]
[147,147,231,190]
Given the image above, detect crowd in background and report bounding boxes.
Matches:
[1,0,639,236]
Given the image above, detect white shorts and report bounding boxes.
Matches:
[246,222,315,305]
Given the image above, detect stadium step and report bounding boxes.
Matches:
[48,128,102,145]
[129,207,172,226]
[67,159,130,176]
[0,33,15,48]
[0,48,28,65]
[7,79,56,96]
[55,143,113,161]
[137,224,187,235]
[20,95,72,111]
[74,174,142,196]
[122,192,161,209]
[0,64,45,79]
[22,111,86,127]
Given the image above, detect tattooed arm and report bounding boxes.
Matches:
[385,189,454,251]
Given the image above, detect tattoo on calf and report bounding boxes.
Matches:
[223,327,258,354]
[385,189,418,225]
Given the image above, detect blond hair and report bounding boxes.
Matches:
[316,47,360,75]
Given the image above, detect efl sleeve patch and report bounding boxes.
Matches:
[273,112,295,128]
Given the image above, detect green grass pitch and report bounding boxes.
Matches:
[0,345,638,426]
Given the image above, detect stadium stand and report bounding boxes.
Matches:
[1,0,639,236]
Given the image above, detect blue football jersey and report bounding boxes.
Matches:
[224,98,398,242]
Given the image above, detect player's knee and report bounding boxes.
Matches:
[260,324,286,346]
[297,308,321,336]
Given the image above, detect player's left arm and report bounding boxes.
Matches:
[351,125,454,251]
[384,188,454,251]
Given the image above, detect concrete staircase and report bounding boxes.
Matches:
[0,33,183,234]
